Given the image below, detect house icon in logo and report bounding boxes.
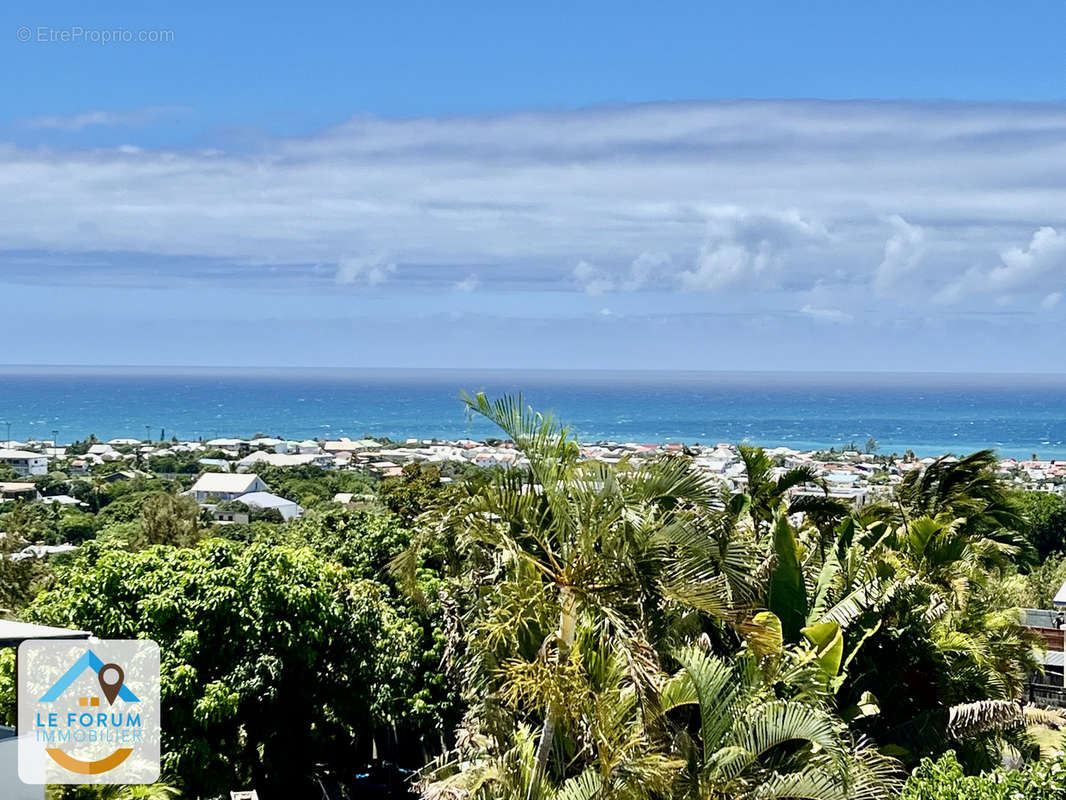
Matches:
[39,650,140,704]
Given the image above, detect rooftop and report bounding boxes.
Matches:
[0,619,90,648]
[188,472,265,494]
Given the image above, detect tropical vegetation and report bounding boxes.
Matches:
[1,394,1065,799]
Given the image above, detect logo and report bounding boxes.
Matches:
[18,640,160,784]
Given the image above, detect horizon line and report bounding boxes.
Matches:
[3,363,1066,378]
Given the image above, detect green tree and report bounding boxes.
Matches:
[413,395,898,800]
[380,462,443,524]
[282,505,411,578]
[662,646,900,799]
[27,539,424,798]
[736,445,847,539]
[1014,490,1066,560]
[136,492,203,549]
[902,750,1066,800]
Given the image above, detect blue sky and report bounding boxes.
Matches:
[2,1,1066,370]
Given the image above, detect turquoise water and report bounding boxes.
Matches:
[1,367,1065,459]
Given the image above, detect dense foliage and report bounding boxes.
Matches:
[902,751,1066,800]
[27,539,427,797]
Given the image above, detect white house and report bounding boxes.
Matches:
[0,449,49,476]
[1054,579,1066,608]
[236,491,304,521]
[249,437,284,452]
[236,451,331,471]
[41,494,87,507]
[186,472,268,503]
[206,438,245,449]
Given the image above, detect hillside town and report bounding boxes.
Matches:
[2,434,1064,531]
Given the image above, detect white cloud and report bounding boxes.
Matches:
[454,274,479,292]
[988,226,1066,290]
[573,261,615,296]
[3,99,1066,305]
[23,106,188,132]
[625,251,672,290]
[679,208,826,291]
[937,226,1066,302]
[875,215,925,293]
[336,255,396,286]
[1041,291,1062,309]
[800,305,854,324]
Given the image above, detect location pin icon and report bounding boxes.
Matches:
[98,663,125,705]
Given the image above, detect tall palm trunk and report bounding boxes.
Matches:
[527,586,577,800]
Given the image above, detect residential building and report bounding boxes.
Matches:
[0,482,41,501]
[0,449,49,476]
[236,491,304,521]
[186,472,268,503]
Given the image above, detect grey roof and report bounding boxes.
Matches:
[189,472,264,494]
[0,619,90,648]
[0,449,46,459]
[1022,608,1061,627]
[236,491,299,509]
[1038,650,1065,668]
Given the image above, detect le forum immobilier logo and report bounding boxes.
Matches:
[18,640,160,784]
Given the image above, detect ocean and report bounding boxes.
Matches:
[1,367,1065,459]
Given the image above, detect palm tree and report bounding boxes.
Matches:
[736,446,847,539]
[891,450,1024,552]
[406,394,767,800]
[444,393,730,798]
[660,645,901,799]
[839,513,1042,766]
[422,644,679,800]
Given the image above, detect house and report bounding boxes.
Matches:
[0,449,49,476]
[1022,606,1066,704]
[236,491,304,521]
[41,494,87,507]
[236,451,329,471]
[68,459,91,475]
[369,461,403,478]
[206,438,245,449]
[0,482,40,501]
[197,458,232,472]
[249,437,284,452]
[186,472,268,503]
[100,470,141,484]
[212,508,250,524]
[332,491,374,506]
[323,438,378,453]
[10,544,79,561]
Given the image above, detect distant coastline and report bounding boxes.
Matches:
[1,366,1065,459]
